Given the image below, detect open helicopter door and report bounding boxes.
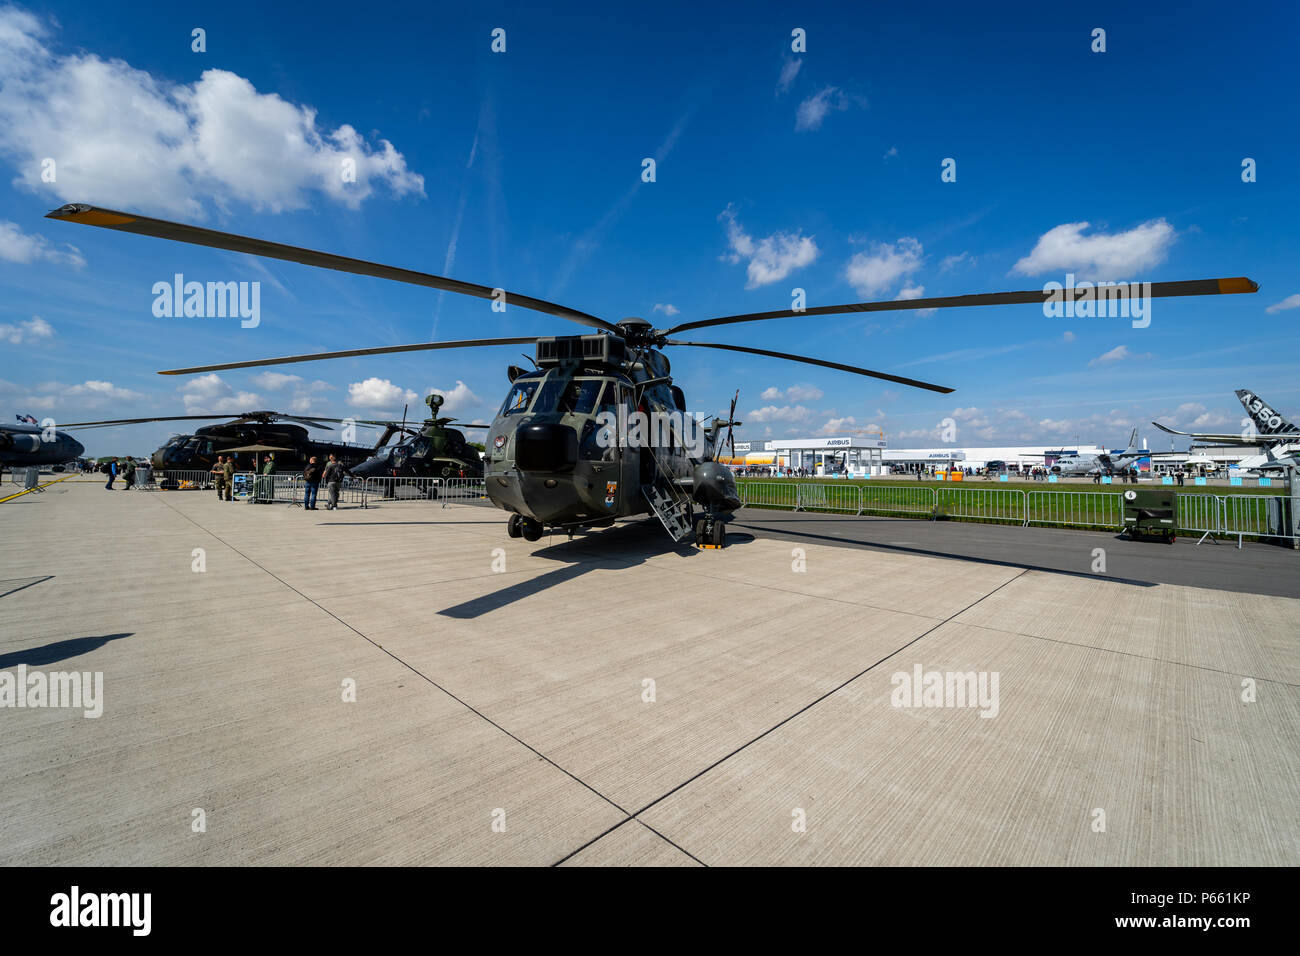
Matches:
[610,383,639,514]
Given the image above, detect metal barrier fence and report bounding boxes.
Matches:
[1174,493,1222,543]
[796,482,860,514]
[741,482,798,509]
[860,484,935,516]
[358,476,488,508]
[1220,494,1295,547]
[936,487,1027,524]
[155,469,216,490]
[733,480,1297,549]
[439,478,488,501]
[1026,491,1123,530]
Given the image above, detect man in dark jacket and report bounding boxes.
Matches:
[322,455,344,510]
[302,456,321,510]
[122,458,136,489]
[104,458,117,490]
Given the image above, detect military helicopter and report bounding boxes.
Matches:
[349,393,490,480]
[47,202,1258,546]
[1,415,85,477]
[60,409,392,475]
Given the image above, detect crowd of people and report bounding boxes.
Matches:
[204,453,347,510]
[100,457,145,489]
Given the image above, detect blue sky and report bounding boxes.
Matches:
[1,0,1297,457]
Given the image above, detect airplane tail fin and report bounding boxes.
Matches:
[1236,389,1299,437]
[1126,427,1139,453]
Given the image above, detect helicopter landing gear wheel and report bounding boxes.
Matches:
[507,513,523,538]
[694,517,707,545]
[520,517,544,542]
[711,520,725,547]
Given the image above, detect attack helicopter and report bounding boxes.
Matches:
[349,392,490,480]
[47,202,1258,547]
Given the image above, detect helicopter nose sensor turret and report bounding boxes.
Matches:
[515,423,578,472]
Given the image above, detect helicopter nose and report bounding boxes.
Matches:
[515,423,578,472]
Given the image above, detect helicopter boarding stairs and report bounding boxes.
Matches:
[641,441,694,543]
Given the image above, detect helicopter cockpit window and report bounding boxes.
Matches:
[531,378,604,416]
[500,378,540,416]
[409,437,430,459]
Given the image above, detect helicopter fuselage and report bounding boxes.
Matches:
[484,332,740,535]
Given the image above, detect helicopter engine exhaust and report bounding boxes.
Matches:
[0,432,42,453]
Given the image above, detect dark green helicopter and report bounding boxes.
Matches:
[48,202,1258,546]
[59,409,393,476]
[349,393,489,481]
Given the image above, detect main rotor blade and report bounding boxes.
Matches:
[665,340,953,393]
[61,414,251,428]
[158,336,538,375]
[46,203,618,333]
[62,412,394,430]
[664,278,1259,335]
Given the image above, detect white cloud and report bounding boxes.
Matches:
[0,315,53,344]
[746,404,814,423]
[1265,293,1300,314]
[1063,330,1076,343]
[178,373,261,412]
[795,86,852,131]
[939,252,969,272]
[428,380,481,417]
[652,303,680,316]
[844,237,923,296]
[0,221,84,268]
[819,416,860,435]
[250,372,303,390]
[6,377,143,412]
[1088,345,1153,367]
[761,384,823,403]
[785,385,824,402]
[719,205,818,289]
[63,380,142,403]
[348,377,418,409]
[776,57,802,94]
[895,284,936,316]
[0,8,424,218]
[883,146,898,160]
[1012,219,1176,280]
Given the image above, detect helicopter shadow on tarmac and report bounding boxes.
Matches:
[437,518,755,619]
[0,633,133,668]
[0,575,54,600]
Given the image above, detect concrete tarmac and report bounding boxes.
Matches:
[1,483,1296,865]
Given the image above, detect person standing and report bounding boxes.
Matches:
[104,457,117,490]
[302,456,321,510]
[322,454,343,510]
[212,456,226,498]
[222,455,236,501]
[258,453,276,502]
[122,457,136,489]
